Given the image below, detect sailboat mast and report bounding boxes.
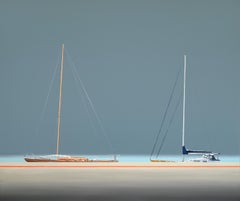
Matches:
[182,55,187,149]
[56,44,64,156]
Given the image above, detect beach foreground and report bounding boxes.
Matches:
[0,162,239,201]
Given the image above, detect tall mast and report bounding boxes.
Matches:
[56,44,64,156]
[182,55,187,149]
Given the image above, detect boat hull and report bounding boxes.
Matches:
[150,159,175,162]
[24,157,89,162]
[24,156,118,162]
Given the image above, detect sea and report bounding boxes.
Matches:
[0,154,239,162]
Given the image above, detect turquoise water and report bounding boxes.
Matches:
[0,155,239,162]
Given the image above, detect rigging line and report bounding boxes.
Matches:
[65,50,114,153]
[73,65,114,153]
[34,51,61,137]
[150,66,182,159]
[156,94,182,158]
[66,52,99,140]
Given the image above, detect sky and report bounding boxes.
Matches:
[0,0,239,156]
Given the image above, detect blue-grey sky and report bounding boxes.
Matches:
[0,0,239,155]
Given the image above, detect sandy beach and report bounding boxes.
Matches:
[0,162,239,201]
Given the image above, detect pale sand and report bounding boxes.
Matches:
[0,162,239,201]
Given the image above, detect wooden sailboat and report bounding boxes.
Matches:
[25,44,118,162]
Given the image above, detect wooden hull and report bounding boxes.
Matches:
[150,159,175,162]
[24,157,89,162]
[24,157,118,163]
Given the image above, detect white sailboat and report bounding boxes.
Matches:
[181,55,220,162]
[150,55,220,162]
[25,44,118,162]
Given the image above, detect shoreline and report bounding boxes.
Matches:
[0,161,239,168]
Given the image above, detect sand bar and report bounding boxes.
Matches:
[1,162,239,201]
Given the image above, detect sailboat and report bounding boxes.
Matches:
[181,55,220,162]
[24,44,118,162]
[150,55,220,162]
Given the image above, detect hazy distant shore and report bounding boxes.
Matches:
[1,162,239,201]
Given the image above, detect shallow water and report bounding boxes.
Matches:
[0,154,239,162]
